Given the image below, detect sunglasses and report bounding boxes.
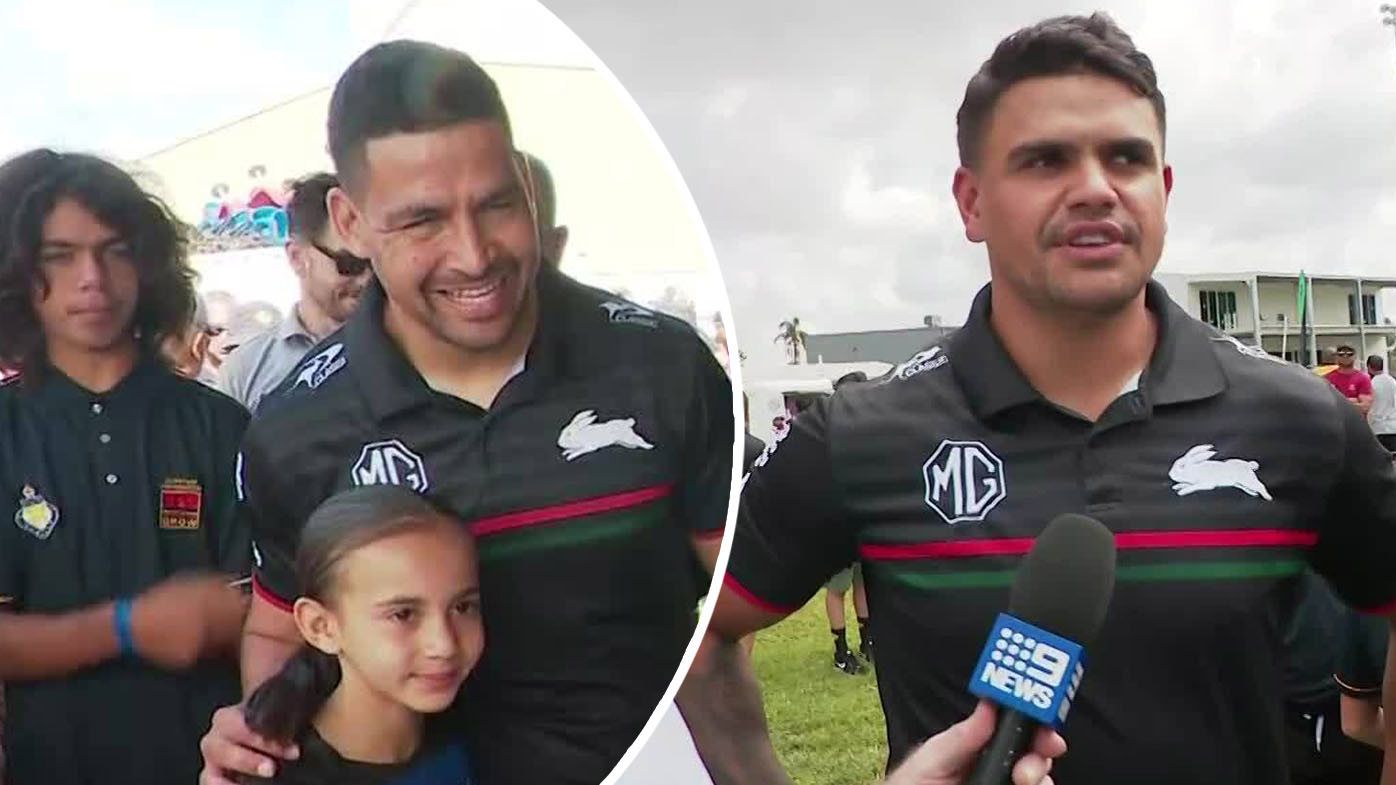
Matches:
[1337,350,1355,357]
[311,242,371,277]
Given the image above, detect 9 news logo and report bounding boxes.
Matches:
[968,614,1086,728]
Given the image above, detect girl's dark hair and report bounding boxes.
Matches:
[0,149,195,377]
[244,485,466,743]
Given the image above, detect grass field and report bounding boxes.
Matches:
[752,597,888,785]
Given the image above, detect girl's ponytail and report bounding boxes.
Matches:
[243,643,342,744]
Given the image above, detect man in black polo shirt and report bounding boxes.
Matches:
[198,40,733,785]
[0,150,251,785]
[681,13,1396,785]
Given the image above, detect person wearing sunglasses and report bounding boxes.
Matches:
[1323,344,1374,416]
[217,173,372,412]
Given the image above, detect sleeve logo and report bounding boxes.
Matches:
[890,347,948,381]
[293,343,347,390]
[600,301,659,328]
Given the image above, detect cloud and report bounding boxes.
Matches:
[840,150,943,232]
[705,83,753,121]
[544,0,1396,377]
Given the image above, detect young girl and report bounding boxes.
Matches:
[243,485,483,784]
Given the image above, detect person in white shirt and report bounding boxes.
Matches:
[1366,355,1396,452]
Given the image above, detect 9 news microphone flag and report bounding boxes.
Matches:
[965,514,1117,785]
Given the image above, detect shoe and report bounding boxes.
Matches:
[833,648,864,675]
[860,637,874,664]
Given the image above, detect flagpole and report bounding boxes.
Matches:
[1298,271,1312,367]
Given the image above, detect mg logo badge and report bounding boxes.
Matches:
[352,439,429,493]
[923,440,1006,524]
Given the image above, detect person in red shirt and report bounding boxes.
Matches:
[1324,345,1373,415]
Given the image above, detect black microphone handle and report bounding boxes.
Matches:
[965,709,1038,785]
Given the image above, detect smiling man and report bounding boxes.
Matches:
[198,41,734,785]
[682,13,1396,785]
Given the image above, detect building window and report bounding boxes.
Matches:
[1348,293,1379,326]
[1199,290,1238,331]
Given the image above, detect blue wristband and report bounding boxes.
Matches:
[114,598,136,658]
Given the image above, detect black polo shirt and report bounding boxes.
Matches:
[1336,603,1388,702]
[242,267,733,785]
[0,358,249,785]
[1281,570,1345,711]
[728,281,1396,784]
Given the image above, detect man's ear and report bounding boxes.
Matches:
[952,166,986,244]
[327,186,372,260]
[544,226,569,268]
[286,240,309,280]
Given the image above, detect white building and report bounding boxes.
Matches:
[1157,272,1396,366]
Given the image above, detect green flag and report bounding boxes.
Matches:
[1297,271,1311,366]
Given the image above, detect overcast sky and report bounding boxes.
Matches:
[543,0,1396,375]
[6,1,1395,377]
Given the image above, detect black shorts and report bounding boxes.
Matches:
[1376,434,1396,452]
[1285,699,1382,785]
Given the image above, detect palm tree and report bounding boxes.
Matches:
[775,317,809,365]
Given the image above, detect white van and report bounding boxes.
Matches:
[743,361,892,444]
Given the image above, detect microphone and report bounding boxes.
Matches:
[965,513,1117,785]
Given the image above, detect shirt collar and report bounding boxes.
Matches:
[946,279,1226,421]
[28,353,167,411]
[275,306,315,343]
[344,268,569,422]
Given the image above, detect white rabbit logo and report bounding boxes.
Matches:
[1169,444,1271,500]
[558,410,654,461]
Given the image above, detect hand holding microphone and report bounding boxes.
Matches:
[965,513,1116,785]
[884,701,1065,785]
[883,513,1114,785]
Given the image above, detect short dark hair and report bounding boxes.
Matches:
[956,13,1166,168]
[1368,355,1384,372]
[328,40,510,191]
[0,149,195,376]
[286,172,338,243]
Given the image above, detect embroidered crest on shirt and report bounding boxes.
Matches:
[600,301,659,328]
[922,440,1007,524]
[558,410,654,461]
[293,343,347,390]
[14,484,59,539]
[889,347,949,382]
[1169,444,1272,500]
[351,439,430,493]
[1211,335,1287,365]
[159,478,203,530]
